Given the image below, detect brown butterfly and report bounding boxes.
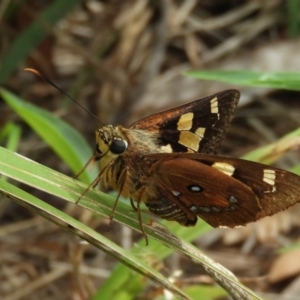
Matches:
[24,68,300,243]
[91,89,300,239]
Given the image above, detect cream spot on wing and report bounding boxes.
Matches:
[263,169,276,186]
[229,195,238,203]
[263,186,277,193]
[160,144,173,153]
[212,162,235,176]
[199,207,211,213]
[188,185,202,192]
[172,191,181,197]
[190,206,198,213]
[210,97,219,114]
[178,131,201,151]
[195,127,206,138]
[177,112,194,131]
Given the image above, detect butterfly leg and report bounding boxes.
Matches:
[136,186,149,245]
[130,198,138,211]
[75,160,114,204]
[109,166,128,225]
[74,151,97,180]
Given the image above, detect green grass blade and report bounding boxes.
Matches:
[186,70,300,91]
[95,221,212,300]
[0,122,21,152]
[0,178,190,300]
[0,88,96,184]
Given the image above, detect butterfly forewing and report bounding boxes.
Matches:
[131,90,239,154]
[143,153,300,228]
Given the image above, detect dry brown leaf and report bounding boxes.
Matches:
[281,275,300,298]
[268,249,300,284]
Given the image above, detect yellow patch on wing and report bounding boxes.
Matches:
[178,131,200,151]
[177,112,194,131]
[210,97,219,114]
[195,127,206,138]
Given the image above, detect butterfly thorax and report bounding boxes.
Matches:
[96,125,166,198]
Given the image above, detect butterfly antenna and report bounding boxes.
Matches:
[24,68,105,126]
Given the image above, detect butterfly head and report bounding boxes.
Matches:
[95,125,128,169]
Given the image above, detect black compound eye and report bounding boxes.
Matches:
[110,139,128,154]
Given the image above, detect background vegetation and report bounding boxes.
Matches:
[1,1,300,299]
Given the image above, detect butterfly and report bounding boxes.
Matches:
[24,68,300,243]
[91,89,300,240]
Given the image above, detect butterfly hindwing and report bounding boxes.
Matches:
[143,153,300,228]
[201,154,300,220]
[131,90,240,154]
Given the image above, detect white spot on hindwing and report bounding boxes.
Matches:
[197,195,238,214]
[212,206,221,212]
[212,162,235,176]
[172,191,181,197]
[229,195,238,203]
[263,169,276,185]
[263,169,277,193]
[200,207,211,213]
[190,206,198,213]
[188,185,203,192]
